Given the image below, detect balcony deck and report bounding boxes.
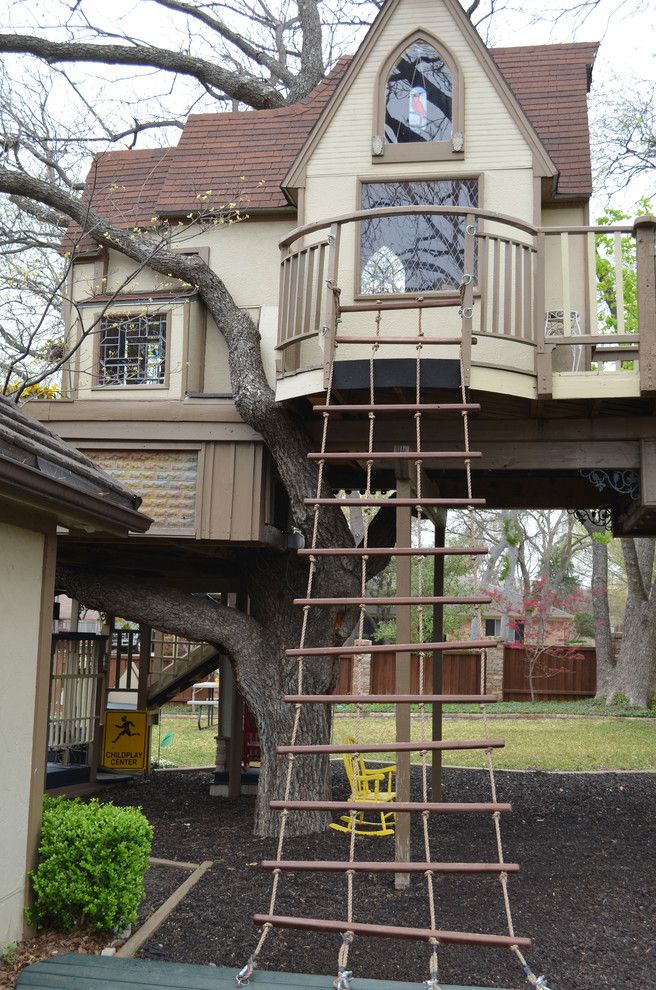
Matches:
[274,208,656,405]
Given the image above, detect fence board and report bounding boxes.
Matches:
[502,645,596,701]
[332,650,482,696]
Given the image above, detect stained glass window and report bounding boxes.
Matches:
[99,313,167,386]
[360,180,478,294]
[385,42,453,144]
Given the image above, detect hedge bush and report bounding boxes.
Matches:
[27,796,153,933]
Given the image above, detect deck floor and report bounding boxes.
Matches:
[16,953,506,989]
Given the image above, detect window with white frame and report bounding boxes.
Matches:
[485,617,502,638]
[98,313,167,386]
[360,179,478,295]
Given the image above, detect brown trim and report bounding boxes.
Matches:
[90,307,173,392]
[181,297,191,397]
[0,456,151,533]
[92,251,108,296]
[23,527,57,935]
[172,245,210,265]
[283,0,556,191]
[372,30,465,165]
[30,398,247,425]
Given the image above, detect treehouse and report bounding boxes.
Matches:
[32,0,656,551]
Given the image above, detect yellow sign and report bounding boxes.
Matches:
[101,710,149,772]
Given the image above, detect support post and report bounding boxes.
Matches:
[137,625,151,712]
[395,476,412,889]
[534,230,552,397]
[227,589,248,799]
[322,222,342,387]
[431,514,446,801]
[460,213,476,386]
[635,215,656,396]
[137,625,152,775]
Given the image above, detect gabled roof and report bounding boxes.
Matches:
[65,28,598,254]
[492,42,599,198]
[157,60,349,216]
[0,395,151,533]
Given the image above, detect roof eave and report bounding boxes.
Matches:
[0,455,152,536]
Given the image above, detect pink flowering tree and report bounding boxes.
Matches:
[490,580,587,702]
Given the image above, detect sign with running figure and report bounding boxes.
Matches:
[101,709,149,771]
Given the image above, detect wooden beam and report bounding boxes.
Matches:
[395,475,412,889]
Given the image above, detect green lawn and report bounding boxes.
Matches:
[334,716,656,771]
[151,713,217,768]
[151,709,656,772]
[335,697,656,718]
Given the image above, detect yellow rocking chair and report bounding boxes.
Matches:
[329,743,396,837]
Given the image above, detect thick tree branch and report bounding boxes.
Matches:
[57,565,270,662]
[0,34,284,110]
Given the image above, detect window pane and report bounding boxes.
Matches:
[386,42,452,144]
[361,180,478,294]
[99,314,166,386]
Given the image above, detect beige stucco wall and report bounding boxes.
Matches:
[0,522,48,943]
[67,216,293,399]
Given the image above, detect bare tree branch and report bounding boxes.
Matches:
[0,33,284,109]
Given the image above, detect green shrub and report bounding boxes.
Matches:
[26,797,153,933]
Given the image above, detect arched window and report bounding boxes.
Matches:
[361,246,406,295]
[373,33,463,163]
[385,41,453,145]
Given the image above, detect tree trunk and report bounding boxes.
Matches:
[607,538,656,708]
[590,535,614,699]
[608,598,656,708]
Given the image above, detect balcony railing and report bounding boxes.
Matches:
[276,208,656,398]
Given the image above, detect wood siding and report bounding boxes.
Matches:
[502,645,596,701]
[334,650,483,695]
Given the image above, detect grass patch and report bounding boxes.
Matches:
[151,714,216,768]
[335,697,656,718]
[152,710,656,773]
[333,717,656,771]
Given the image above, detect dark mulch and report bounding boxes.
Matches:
[95,768,656,990]
[136,864,192,928]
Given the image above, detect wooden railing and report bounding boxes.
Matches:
[276,208,656,397]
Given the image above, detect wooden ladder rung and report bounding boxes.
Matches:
[314,403,481,414]
[297,546,489,557]
[261,861,520,874]
[277,739,504,755]
[270,801,512,814]
[307,451,481,462]
[253,915,531,949]
[305,497,486,508]
[285,638,498,657]
[284,694,498,704]
[294,595,492,607]
[338,297,462,314]
[334,336,471,345]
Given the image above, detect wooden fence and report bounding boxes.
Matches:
[502,645,596,701]
[333,650,483,696]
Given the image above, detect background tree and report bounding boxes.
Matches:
[491,581,586,702]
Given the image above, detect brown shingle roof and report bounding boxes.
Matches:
[491,42,599,198]
[158,61,348,213]
[66,42,598,253]
[0,394,151,531]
